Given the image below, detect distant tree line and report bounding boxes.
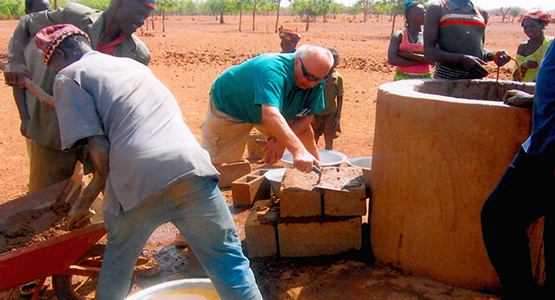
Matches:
[3,0,548,31]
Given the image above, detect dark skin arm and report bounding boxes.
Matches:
[388,30,433,66]
[12,86,30,136]
[513,42,540,80]
[4,15,32,88]
[333,95,343,129]
[66,135,110,229]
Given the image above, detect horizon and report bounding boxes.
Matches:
[282,0,555,13]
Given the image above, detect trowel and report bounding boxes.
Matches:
[312,165,349,192]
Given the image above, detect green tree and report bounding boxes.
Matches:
[355,0,374,22]
[290,0,317,31]
[509,7,524,23]
[271,0,281,32]
[0,0,25,19]
[245,0,267,30]
[315,0,332,23]
[75,0,111,10]
[204,0,232,23]
[348,3,362,19]
[156,0,178,32]
[177,0,199,15]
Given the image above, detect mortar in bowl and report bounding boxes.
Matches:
[280,149,347,168]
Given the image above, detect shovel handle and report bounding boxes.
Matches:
[0,61,55,107]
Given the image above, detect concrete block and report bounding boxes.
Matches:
[280,168,322,217]
[217,159,251,188]
[247,134,267,160]
[322,167,367,216]
[245,200,279,258]
[278,217,362,257]
[231,169,271,207]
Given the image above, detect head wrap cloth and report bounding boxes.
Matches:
[35,24,91,66]
[522,10,551,26]
[139,0,157,9]
[279,26,301,42]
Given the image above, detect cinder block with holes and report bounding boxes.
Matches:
[231,169,271,207]
[245,200,279,258]
[216,159,251,188]
[278,217,362,257]
[280,168,322,217]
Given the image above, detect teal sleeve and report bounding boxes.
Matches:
[253,69,286,109]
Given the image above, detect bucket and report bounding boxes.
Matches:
[263,168,286,197]
[345,156,372,187]
[281,149,347,168]
[125,278,219,299]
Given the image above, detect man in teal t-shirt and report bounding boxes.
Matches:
[201,44,333,173]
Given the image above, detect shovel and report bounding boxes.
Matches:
[312,165,349,192]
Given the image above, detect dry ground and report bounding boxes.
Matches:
[1,13,553,299]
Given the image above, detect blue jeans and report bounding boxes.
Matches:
[481,147,553,299]
[95,176,262,300]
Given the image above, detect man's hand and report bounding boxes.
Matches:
[2,61,29,88]
[461,55,488,78]
[20,118,29,136]
[263,137,286,165]
[522,59,539,70]
[66,204,96,230]
[332,113,340,129]
[492,50,510,67]
[503,89,533,108]
[292,149,320,173]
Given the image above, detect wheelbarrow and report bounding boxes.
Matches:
[0,180,159,300]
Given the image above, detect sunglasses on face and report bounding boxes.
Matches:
[299,58,330,83]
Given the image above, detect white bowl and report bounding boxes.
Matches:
[345,156,372,170]
[345,156,373,187]
[125,278,218,299]
[280,149,347,168]
[264,168,286,197]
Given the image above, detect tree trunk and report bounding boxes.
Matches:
[390,13,397,36]
[54,0,58,9]
[363,10,368,22]
[239,9,243,32]
[305,15,310,31]
[252,8,256,31]
[162,10,165,32]
[220,12,225,24]
[323,14,327,23]
[151,15,155,30]
[275,8,280,32]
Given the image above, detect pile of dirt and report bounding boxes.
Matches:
[0,200,71,254]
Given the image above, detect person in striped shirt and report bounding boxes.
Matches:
[423,0,510,79]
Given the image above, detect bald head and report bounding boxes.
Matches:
[293,45,333,89]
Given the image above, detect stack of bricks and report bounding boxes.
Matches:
[246,167,367,258]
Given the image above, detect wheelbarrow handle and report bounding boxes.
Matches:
[0,61,55,107]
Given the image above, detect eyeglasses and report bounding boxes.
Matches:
[299,58,330,83]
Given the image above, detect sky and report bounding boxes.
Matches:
[334,0,555,12]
